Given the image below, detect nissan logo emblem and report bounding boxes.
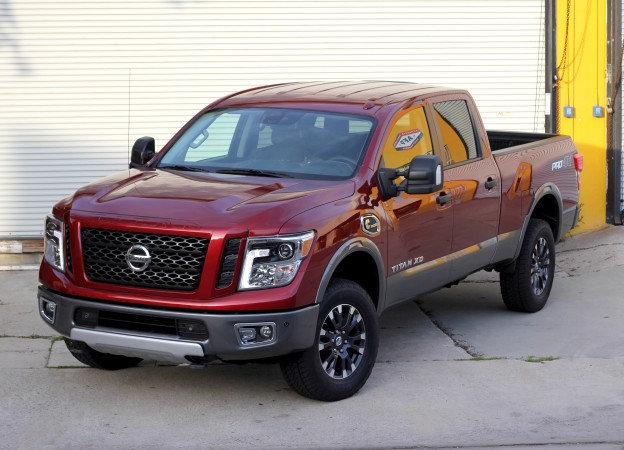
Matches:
[125,244,152,272]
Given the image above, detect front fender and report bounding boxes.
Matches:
[314,238,386,312]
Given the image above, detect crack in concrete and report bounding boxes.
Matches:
[0,334,54,339]
[414,300,479,358]
[45,337,58,367]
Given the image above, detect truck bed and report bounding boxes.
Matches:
[487,130,558,153]
[489,129,579,243]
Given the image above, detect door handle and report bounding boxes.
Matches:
[436,192,452,205]
[485,177,497,190]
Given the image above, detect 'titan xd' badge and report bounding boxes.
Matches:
[393,129,423,151]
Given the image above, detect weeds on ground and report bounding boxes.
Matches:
[525,356,559,363]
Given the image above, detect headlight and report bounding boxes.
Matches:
[239,231,314,290]
[44,215,65,272]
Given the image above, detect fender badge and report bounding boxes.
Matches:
[361,214,381,236]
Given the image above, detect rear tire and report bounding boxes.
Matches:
[64,338,142,370]
[280,278,379,401]
[500,219,555,313]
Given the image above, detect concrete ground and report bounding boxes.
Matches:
[1,226,623,449]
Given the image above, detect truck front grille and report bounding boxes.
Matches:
[81,228,209,291]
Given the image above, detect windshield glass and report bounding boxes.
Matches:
[157,108,375,179]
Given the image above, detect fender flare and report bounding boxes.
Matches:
[314,237,386,312]
[511,182,563,264]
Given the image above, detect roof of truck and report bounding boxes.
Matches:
[212,81,461,113]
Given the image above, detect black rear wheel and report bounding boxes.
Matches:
[280,278,379,401]
[500,218,556,313]
[64,338,142,370]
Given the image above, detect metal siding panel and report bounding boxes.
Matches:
[0,0,544,237]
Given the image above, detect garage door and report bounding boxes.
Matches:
[0,0,545,237]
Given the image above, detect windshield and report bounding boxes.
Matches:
[157,108,375,179]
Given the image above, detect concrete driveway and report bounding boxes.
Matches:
[1,227,623,449]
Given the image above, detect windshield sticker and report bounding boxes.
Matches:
[393,129,423,151]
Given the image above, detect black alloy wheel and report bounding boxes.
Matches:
[280,278,379,401]
[530,235,551,296]
[318,303,367,379]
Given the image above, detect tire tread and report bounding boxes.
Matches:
[500,218,555,313]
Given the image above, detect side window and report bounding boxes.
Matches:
[433,100,479,166]
[381,106,433,171]
[184,112,241,162]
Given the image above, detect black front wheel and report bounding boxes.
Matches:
[500,219,556,313]
[280,278,379,401]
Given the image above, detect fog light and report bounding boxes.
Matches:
[239,327,257,343]
[259,325,273,339]
[39,297,57,324]
[235,322,276,347]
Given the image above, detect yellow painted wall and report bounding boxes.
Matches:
[556,0,607,232]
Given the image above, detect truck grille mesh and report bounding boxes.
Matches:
[216,238,241,289]
[81,228,209,291]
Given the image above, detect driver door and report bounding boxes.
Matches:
[380,104,453,307]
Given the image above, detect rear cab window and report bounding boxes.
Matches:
[430,99,481,167]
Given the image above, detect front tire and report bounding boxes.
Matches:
[280,279,379,401]
[500,218,556,313]
[64,338,142,370]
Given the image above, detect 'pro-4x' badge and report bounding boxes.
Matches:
[361,214,381,236]
[393,129,423,150]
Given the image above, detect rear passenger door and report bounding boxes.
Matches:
[429,96,502,279]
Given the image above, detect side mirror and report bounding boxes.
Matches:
[404,155,443,195]
[129,137,156,169]
[377,155,443,198]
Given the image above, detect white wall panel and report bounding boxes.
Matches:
[0,0,545,237]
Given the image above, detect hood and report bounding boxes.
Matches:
[69,168,355,235]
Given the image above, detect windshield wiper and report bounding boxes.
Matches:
[159,164,209,173]
[216,168,293,178]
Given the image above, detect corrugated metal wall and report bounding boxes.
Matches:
[0,0,545,237]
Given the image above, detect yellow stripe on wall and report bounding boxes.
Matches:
[556,0,607,233]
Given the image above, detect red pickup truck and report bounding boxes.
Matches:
[39,81,582,401]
